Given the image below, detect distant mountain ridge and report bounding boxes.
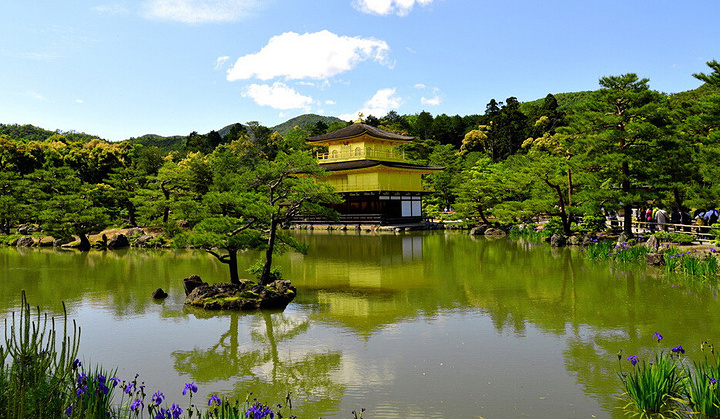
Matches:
[3,84,717,146]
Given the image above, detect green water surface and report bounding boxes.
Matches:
[1,231,717,418]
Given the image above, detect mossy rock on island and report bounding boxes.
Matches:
[183,276,296,310]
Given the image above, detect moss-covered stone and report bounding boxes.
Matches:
[184,278,296,311]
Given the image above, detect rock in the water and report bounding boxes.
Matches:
[644,235,660,252]
[484,227,506,236]
[16,236,35,247]
[567,235,582,246]
[107,234,130,249]
[183,274,208,296]
[184,279,296,311]
[125,227,145,238]
[17,224,41,235]
[550,234,567,247]
[646,252,665,266]
[134,235,155,248]
[54,237,74,247]
[38,237,54,247]
[152,288,168,299]
[470,225,488,235]
[617,232,630,244]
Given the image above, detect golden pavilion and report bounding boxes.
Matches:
[306,122,443,224]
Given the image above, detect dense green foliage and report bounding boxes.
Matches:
[2,61,720,261]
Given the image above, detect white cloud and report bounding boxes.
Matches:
[414,83,426,89]
[75,99,84,104]
[214,56,230,70]
[421,95,441,106]
[27,90,48,102]
[325,100,336,105]
[226,30,389,81]
[242,82,313,110]
[93,3,129,15]
[339,88,402,120]
[141,0,262,23]
[368,88,402,109]
[353,0,435,16]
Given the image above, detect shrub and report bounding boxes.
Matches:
[248,260,283,283]
[578,214,607,234]
[710,223,720,244]
[654,231,696,244]
[543,217,565,235]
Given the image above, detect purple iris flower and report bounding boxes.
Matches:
[124,382,135,395]
[672,345,685,354]
[76,372,87,386]
[170,404,183,419]
[152,391,165,406]
[653,332,663,342]
[208,394,222,406]
[627,355,639,366]
[130,398,144,413]
[182,382,198,395]
[246,401,275,419]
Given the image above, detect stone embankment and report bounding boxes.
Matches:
[4,225,164,249]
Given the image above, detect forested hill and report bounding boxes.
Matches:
[519,91,594,114]
[269,114,346,135]
[2,83,716,150]
[0,124,106,143]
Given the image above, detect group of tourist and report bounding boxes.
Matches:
[634,207,719,228]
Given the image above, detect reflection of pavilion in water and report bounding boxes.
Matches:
[286,232,430,335]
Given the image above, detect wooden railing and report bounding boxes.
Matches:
[292,214,425,225]
[608,219,714,242]
[317,149,405,163]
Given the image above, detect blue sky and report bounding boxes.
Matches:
[1,0,718,141]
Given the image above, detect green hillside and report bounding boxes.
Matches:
[270,114,347,135]
[0,124,105,143]
[519,91,594,115]
[128,134,187,152]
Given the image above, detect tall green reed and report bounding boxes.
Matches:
[0,290,80,419]
[618,350,685,419]
[684,342,720,418]
[617,335,720,419]
[663,250,719,279]
[582,240,649,263]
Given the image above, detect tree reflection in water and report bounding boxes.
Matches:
[171,310,344,417]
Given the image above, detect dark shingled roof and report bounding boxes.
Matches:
[307,122,414,143]
[319,160,444,172]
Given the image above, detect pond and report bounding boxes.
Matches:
[1,231,718,418]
